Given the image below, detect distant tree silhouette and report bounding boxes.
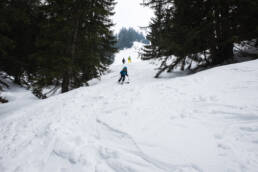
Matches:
[115,27,149,50]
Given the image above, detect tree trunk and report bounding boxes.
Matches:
[212,42,233,65]
[211,2,234,65]
[61,10,80,93]
[14,75,21,85]
[180,59,185,71]
[224,42,234,60]
[69,13,80,88]
[61,72,69,93]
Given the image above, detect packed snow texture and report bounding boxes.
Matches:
[1,42,258,172]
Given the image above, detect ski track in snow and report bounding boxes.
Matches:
[1,42,258,172]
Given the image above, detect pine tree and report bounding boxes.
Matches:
[116,27,148,50]
[142,0,258,77]
[0,0,117,98]
[32,0,117,95]
[0,0,40,84]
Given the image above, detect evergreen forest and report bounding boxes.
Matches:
[115,27,149,50]
[0,0,117,98]
[142,0,258,77]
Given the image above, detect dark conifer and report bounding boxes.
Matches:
[33,0,117,95]
[142,0,258,77]
[116,27,149,50]
[0,0,117,97]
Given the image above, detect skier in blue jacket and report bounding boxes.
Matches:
[118,66,128,83]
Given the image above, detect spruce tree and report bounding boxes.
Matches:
[32,0,117,95]
[116,27,148,50]
[142,0,258,77]
[0,0,117,97]
[0,0,40,84]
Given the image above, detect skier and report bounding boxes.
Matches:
[118,66,128,84]
[122,58,126,64]
[128,56,132,63]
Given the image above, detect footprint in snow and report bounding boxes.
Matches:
[217,143,231,150]
[240,127,258,132]
[252,140,258,144]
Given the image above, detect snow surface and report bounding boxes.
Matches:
[1,42,258,172]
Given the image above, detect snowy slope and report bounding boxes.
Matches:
[0,81,37,119]
[1,44,258,172]
[112,42,143,65]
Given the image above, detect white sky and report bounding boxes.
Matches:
[112,0,154,34]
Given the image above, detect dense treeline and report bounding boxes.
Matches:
[115,27,149,50]
[142,0,258,77]
[0,0,117,98]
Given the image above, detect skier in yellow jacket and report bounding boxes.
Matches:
[128,56,132,63]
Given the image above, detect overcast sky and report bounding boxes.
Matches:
[112,0,154,34]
